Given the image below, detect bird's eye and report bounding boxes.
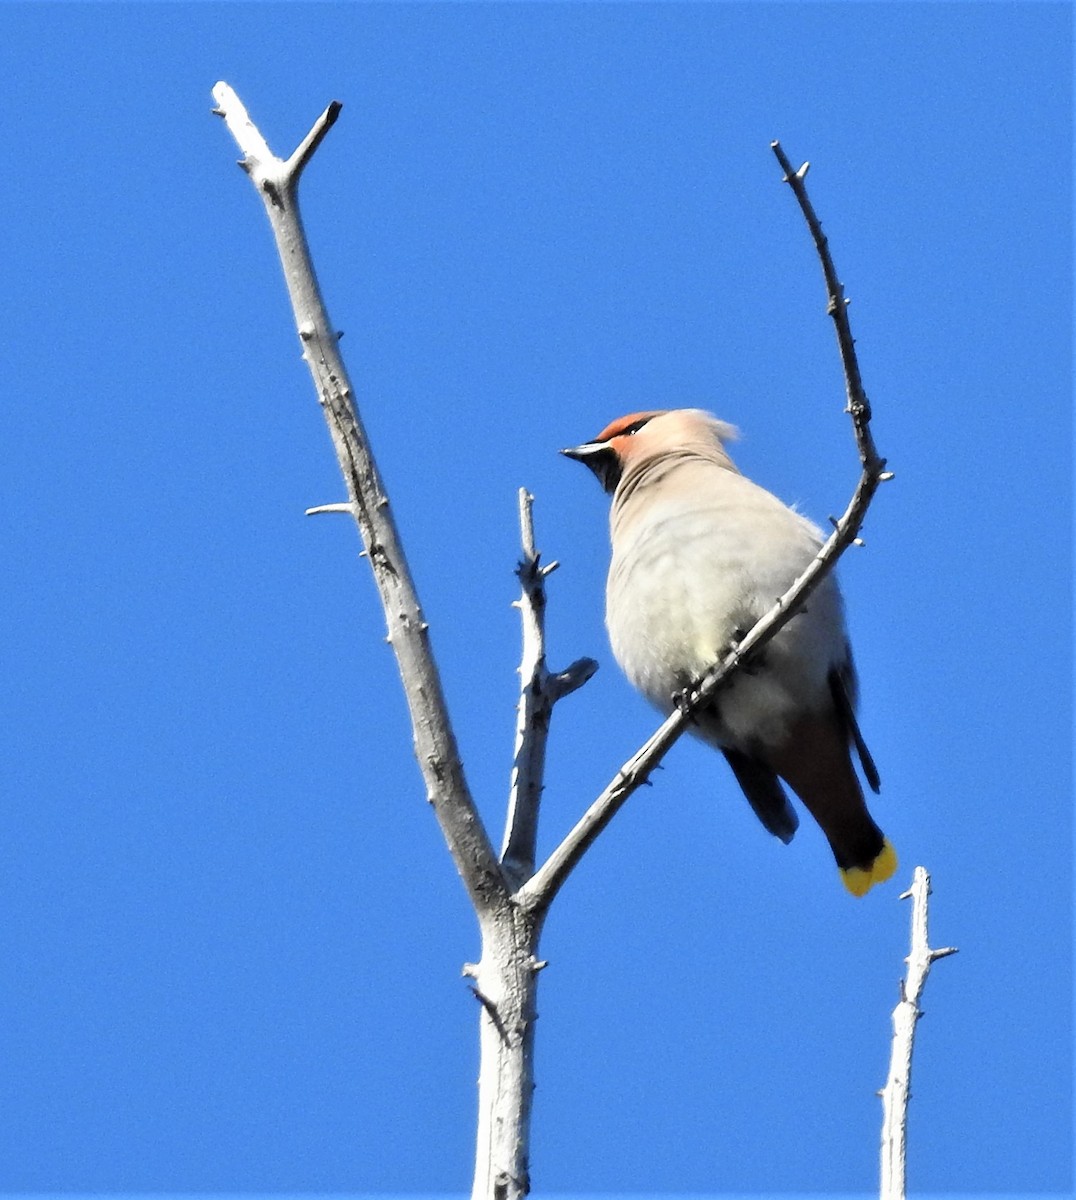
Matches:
[622,418,651,436]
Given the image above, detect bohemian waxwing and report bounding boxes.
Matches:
[563,408,896,896]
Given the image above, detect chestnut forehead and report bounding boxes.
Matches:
[593,410,668,442]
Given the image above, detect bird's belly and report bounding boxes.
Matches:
[606,523,846,750]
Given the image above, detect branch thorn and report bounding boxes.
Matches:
[305,502,355,516]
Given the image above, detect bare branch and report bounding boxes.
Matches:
[213,83,506,912]
[522,142,890,912]
[501,489,598,885]
[880,868,958,1200]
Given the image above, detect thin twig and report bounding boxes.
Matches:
[502,489,598,885]
[770,142,883,472]
[212,82,506,913]
[880,868,958,1200]
[522,142,891,912]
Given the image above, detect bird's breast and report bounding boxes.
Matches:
[605,492,848,750]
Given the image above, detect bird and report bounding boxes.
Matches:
[562,408,896,896]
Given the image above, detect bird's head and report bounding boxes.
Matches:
[561,408,739,493]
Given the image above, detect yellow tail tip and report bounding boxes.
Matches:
[840,839,898,897]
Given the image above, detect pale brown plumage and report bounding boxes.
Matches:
[564,408,895,895]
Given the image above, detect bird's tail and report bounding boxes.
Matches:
[767,710,897,898]
[840,838,898,897]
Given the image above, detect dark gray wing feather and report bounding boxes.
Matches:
[721,747,799,844]
[829,667,882,794]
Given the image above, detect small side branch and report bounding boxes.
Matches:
[305,502,356,517]
[287,100,343,178]
[522,143,890,912]
[213,83,506,913]
[501,489,597,885]
[880,867,958,1200]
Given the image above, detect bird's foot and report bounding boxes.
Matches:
[729,628,765,675]
[672,685,701,724]
[674,679,724,725]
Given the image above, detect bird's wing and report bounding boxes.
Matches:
[829,666,882,794]
[721,747,799,844]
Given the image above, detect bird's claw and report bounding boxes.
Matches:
[728,632,764,676]
[672,686,700,723]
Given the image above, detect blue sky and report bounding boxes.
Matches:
[1,2,1071,1196]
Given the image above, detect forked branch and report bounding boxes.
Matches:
[215,94,894,1199]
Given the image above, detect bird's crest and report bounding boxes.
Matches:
[593,409,740,447]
